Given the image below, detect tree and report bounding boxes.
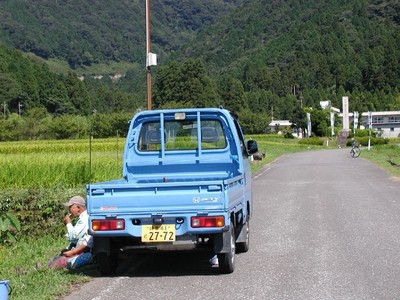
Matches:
[63,72,91,114]
[237,109,270,134]
[290,106,307,136]
[0,73,23,114]
[24,107,50,139]
[153,62,180,107]
[0,113,26,141]
[45,115,89,139]
[308,108,330,137]
[153,58,218,108]
[218,76,246,112]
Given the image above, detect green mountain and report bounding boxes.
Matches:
[183,0,399,106]
[0,0,242,68]
[0,0,399,124]
[150,0,399,119]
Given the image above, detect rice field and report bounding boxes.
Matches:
[2,136,398,189]
[0,138,125,189]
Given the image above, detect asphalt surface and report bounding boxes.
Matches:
[62,148,400,300]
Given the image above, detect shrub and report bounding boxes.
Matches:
[347,137,389,146]
[42,115,89,139]
[0,187,84,240]
[283,127,295,139]
[298,137,324,146]
[237,109,271,134]
[0,212,21,243]
[348,129,377,138]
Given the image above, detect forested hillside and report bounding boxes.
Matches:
[0,0,242,68]
[0,45,142,115]
[181,0,400,112]
[0,0,399,140]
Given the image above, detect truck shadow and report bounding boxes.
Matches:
[71,251,220,277]
[118,252,220,277]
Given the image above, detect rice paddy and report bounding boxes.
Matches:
[0,138,125,189]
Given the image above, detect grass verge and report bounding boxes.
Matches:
[359,141,400,178]
[0,236,91,300]
[250,134,326,173]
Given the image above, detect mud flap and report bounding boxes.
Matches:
[93,237,110,256]
[235,221,248,243]
[213,226,232,253]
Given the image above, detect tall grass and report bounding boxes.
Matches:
[0,138,125,189]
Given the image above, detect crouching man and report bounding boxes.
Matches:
[48,234,93,270]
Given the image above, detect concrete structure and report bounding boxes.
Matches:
[319,100,340,137]
[342,96,350,130]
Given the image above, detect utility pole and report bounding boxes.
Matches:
[18,102,23,116]
[146,0,151,110]
[145,0,157,110]
[3,102,6,119]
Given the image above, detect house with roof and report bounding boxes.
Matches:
[268,120,292,133]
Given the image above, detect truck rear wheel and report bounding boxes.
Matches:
[217,222,235,274]
[96,252,118,276]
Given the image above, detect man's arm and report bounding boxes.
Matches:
[63,244,89,257]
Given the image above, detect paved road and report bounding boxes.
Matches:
[63,148,400,300]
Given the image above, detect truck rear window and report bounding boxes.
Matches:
[138,119,227,151]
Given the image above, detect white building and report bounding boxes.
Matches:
[269,120,292,133]
[343,111,400,138]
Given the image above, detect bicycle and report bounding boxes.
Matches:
[350,140,361,158]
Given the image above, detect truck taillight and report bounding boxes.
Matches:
[191,216,224,228]
[92,219,125,231]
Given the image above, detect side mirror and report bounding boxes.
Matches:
[247,140,258,155]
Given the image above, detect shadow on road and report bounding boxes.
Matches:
[70,251,220,278]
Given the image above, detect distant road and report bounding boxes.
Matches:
[63,148,400,300]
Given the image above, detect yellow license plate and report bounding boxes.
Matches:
[141,224,176,242]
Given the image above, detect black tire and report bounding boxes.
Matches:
[217,222,235,274]
[236,219,250,253]
[350,147,361,158]
[96,252,118,276]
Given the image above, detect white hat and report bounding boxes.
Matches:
[63,195,86,207]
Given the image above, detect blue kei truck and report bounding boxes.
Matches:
[87,107,258,275]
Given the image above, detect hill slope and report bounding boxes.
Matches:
[0,0,399,118]
[184,0,399,98]
[0,0,243,68]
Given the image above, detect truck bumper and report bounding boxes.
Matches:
[92,227,230,255]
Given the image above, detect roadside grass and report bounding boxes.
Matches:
[360,139,400,178]
[0,236,90,300]
[250,134,326,173]
[1,135,399,300]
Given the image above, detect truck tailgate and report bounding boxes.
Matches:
[87,179,227,215]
